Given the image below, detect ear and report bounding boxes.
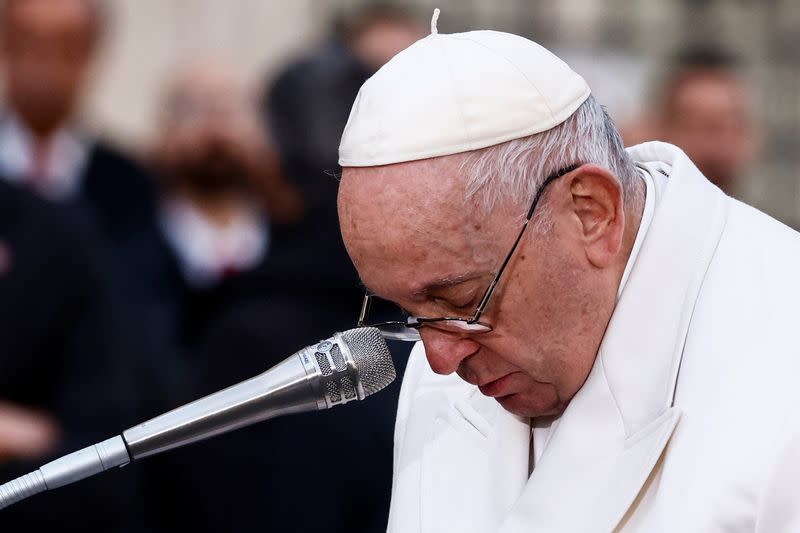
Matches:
[565,164,625,268]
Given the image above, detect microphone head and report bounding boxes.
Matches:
[341,327,396,397]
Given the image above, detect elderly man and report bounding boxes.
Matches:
[337,13,800,533]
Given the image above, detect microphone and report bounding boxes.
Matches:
[0,327,395,510]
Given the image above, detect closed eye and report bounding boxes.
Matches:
[430,293,478,314]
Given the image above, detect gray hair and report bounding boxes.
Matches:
[461,95,641,226]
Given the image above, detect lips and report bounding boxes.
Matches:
[478,373,516,398]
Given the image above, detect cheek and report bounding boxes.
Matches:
[462,337,555,386]
[485,245,592,376]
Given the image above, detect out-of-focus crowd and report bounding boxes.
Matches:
[0,1,761,532]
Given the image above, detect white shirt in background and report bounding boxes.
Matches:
[0,113,90,201]
[159,196,269,288]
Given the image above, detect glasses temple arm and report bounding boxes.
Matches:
[472,217,531,320]
[472,167,573,322]
[357,292,372,326]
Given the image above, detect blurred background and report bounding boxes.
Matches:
[0,0,797,532]
[81,0,800,226]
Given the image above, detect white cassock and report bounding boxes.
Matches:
[386,141,800,533]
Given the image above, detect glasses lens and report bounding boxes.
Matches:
[358,294,492,342]
[364,295,410,323]
[423,319,493,335]
[375,322,422,342]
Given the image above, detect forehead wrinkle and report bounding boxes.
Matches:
[340,156,509,298]
[344,161,475,241]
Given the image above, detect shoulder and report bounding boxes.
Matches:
[708,197,800,317]
[682,194,800,384]
[671,194,800,468]
[0,179,89,240]
[82,139,157,228]
[87,140,151,179]
[726,198,800,255]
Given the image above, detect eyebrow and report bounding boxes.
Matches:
[359,272,486,300]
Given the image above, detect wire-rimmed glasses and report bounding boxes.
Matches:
[357,164,578,342]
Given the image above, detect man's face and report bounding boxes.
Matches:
[158,66,263,195]
[661,71,756,193]
[0,0,96,135]
[339,157,617,418]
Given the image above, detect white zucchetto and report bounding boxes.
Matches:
[338,10,591,167]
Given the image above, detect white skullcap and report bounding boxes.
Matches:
[338,9,591,167]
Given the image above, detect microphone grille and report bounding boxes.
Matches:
[341,327,396,397]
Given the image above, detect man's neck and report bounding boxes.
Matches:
[14,112,71,143]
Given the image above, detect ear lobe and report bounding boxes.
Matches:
[567,165,625,268]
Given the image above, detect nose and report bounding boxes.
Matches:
[419,328,480,375]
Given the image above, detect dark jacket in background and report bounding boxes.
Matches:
[139,270,408,533]
[75,139,157,248]
[0,130,180,531]
[264,41,371,292]
[126,41,407,533]
[0,180,143,532]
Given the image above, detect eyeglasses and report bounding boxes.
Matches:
[357,164,578,342]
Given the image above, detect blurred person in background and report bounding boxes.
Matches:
[0,178,141,531]
[114,63,304,432]
[149,61,300,294]
[0,1,163,529]
[133,7,425,531]
[655,46,758,196]
[131,51,405,533]
[263,2,424,300]
[117,60,305,529]
[0,0,155,244]
[126,60,305,367]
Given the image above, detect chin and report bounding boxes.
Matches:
[496,392,566,419]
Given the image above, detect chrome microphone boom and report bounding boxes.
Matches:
[123,327,394,459]
[0,327,395,510]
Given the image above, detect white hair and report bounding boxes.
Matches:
[461,95,642,225]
